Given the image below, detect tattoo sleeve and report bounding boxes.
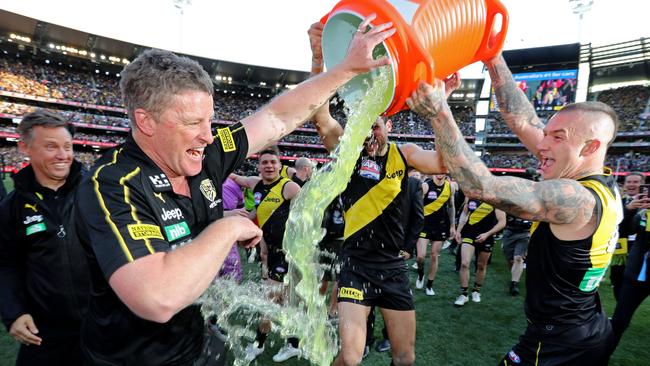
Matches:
[487,56,545,154]
[430,111,596,225]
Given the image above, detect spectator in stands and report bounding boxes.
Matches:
[0,109,90,366]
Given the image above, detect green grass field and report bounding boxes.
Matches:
[1,244,648,365]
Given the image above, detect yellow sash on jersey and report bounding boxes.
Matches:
[257,178,289,228]
[280,165,290,179]
[424,180,451,216]
[580,178,622,268]
[344,144,406,239]
[469,202,494,225]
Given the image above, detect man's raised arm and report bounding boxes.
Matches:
[485,55,545,157]
[407,81,596,227]
[242,15,395,156]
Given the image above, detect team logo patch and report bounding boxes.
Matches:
[254,192,263,205]
[128,224,164,240]
[338,287,364,301]
[275,265,287,274]
[164,221,191,242]
[217,127,236,152]
[468,201,478,210]
[508,350,521,364]
[359,159,380,181]
[26,222,46,236]
[199,179,221,209]
[428,191,438,199]
[149,174,171,190]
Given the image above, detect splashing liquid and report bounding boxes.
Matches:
[200,66,391,366]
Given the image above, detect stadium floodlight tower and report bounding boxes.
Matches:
[172,0,192,49]
[173,0,192,15]
[569,0,594,103]
[569,0,594,41]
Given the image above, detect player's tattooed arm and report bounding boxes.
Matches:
[485,55,545,156]
[408,81,596,225]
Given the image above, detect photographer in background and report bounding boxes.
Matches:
[611,173,650,300]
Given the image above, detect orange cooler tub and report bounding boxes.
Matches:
[321,0,509,116]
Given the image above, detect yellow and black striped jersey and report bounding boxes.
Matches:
[423,179,452,225]
[341,143,409,268]
[461,199,496,239]
[280,165,291,179]
[253,177,292,245]
[525,173,622,327]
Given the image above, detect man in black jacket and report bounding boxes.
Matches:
[0,109,90,365]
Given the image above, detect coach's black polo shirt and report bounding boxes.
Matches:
[75,123,248,365]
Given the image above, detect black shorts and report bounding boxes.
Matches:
[420,221,450,241]
[461,237,494,253]
[267,261,288,282]
[337,262,414,311]
[500,319,613,366]
[419,228,448,242]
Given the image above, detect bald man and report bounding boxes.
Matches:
[407,54,622,366]
[292,157,313,187]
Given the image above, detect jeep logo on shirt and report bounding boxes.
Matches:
[385,169,404,179]
[161,208,184,221]
[23,215,43,225]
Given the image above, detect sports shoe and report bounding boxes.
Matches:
[362,345,370,359]
[510,282,520,296]
[454,294,469,307]
[244,342,264,362]
[471,291,481,303]
[415,276,424,289]
[442,240,452,250]
[412,262,419,270]
[375,339,391,352]
[272,344,302,362]
[425,287,435,296]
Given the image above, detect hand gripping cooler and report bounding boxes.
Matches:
[321,0,509,116]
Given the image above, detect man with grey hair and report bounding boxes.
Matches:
[407,53,622,365]
[291,156,314,187]
[0,109,90,365]
[75,14,396,366]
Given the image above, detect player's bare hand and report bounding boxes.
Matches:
[339,14,396,74]
[9,314,42,346]
[407,80,451,122]
[444,73,461,99]
[308,22,324,68]
[227,216,262,249]
[475,233,490,243]
[224,208,248,218]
